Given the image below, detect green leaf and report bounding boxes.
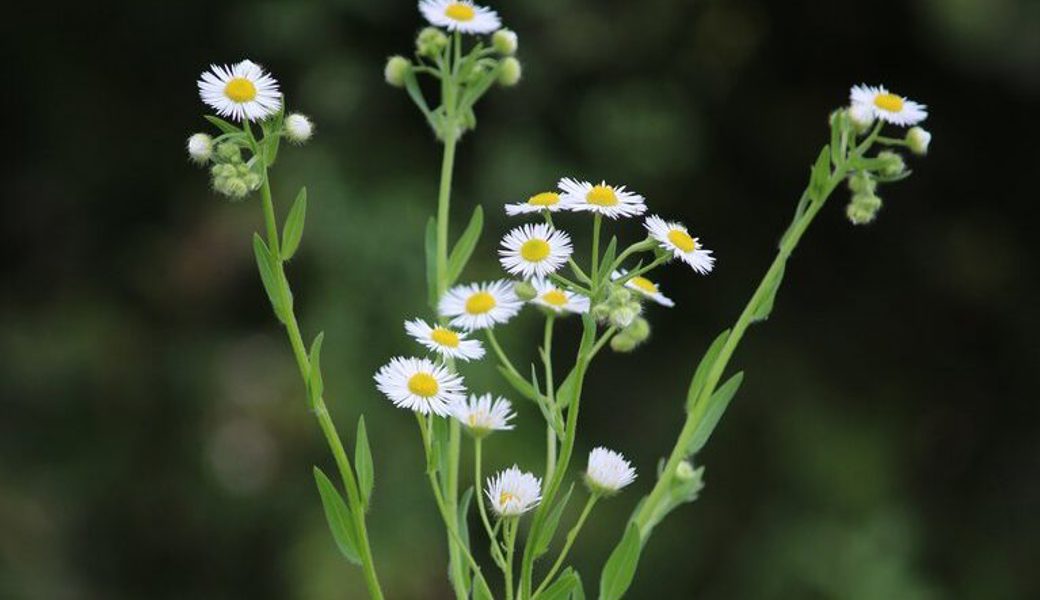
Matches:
[809,145,832,202]
[497,366,541,403]
[425,217,437,309]
[598,237,618,286]
[532,484,574,557]
[355,415,374,509]
[539,568,579,600]
[261,106,285,166]
[252,233,288,323]
[571,572,586,600]
[281,187,307,261]
[446,205,483,286]
[458,486,474,554]
[598,522,642,600]
[750,262,785,323]
[313,466,361,565]
[687,371,744,456]
[204,115,240,135]
[307,332,325,406]
[685,329,730,412]
[472,574,494,600]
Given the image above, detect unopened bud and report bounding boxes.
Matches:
[848,171,876,195]
[675,460,697,482]
[514,280,537,302]
[877,151,906,178]
[610,304,640,329]
[187,133,213,164]
[416,27,449,57]
[216,142,242,163]
[284,113,314,144]
[591,303,610,322]
[846,193,882,225]
[243,172,263,190]
[906,127,931,156]
[624,317,651,343]
[492,29,518,55]
[610,333,637,353]
[211,163,236,179]
[609,286,633,304]
[216,176,250,200]
[384,55,410,88]
[498,57,522,87]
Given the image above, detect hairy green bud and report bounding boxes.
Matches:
[498,57,522,87]
[384,55,410,88]
[624,317,651,343]
[609,303,641,329]
[610,333,637,353]
[848,171,876,195]
[877,151,906,178]
[846,193,882,225]
[906,127,931,156]
[416,27,448,57]
[492,29,518,55]
[591,303,610,322]
[216,142,242,163]
[514,280,537,302]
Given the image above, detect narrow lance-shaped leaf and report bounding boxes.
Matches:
[687,371,744,456]
[598,522,642,600]
[685,329,730,412]
[539,568,580,600]
[750,262,785,323]
[204,115,241,135]
[355,415,374,509]
[497,365,541,403]
[253,233,287,323]
[446,205,484,286]
[598,236,618,286]
[261,106,285,166]
[809,145,832,203]
[456,485,474,592]
[532,484,574,557]
[281,187,307,261]
[307,332,325,406]
[425,217,438,309]
[313,466,361,565]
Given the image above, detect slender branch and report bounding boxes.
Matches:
[532,494,598,598]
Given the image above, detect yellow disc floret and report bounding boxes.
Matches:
[499,491,517,505]
[874,93,904,113]
[630,276,659,295]
[542,290,568,307]
[407,372,439,397]
[445,2,476,21]
[430,327,460,348]
[528,192,560,207]
[465,291,497,315]
[667,229,697,253]
[586,185,619,207]
[224,77,258,103]
[520,239,551,262]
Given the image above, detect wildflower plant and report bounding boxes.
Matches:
[186,3,932,598]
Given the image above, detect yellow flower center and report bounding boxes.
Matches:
[465,291,497,315]
[586,185,618,207]
[528,192,560,207]
[873,93,904,113]
[667,229,697,253]
[430,327,460,348]
[499,491,517,505]
[520,239,551,262]
[468,414,481,427]
[542,290,568,307]
[630,276,658,295]
[407,372,439,398]
[224,77,257,103]
[444,2,475,21]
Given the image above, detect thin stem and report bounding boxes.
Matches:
[474,438,507,568]
[504,518,519,600]
[588,326,617,361]
[486,329,523,381]
[615,254,668,286]
[590,214,602,283]
[543,316,557,481]
[532,495,599,598]
[436,132,458,297]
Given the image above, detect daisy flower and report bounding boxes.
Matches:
[504,191,572,216]
[585,447,637,495]
[439,280,523,331]
[530,278,590,315]
[485,465,541,517]
[558,177,646,219]
[612,269,674,307]
[419,0,501,34]
[644,215,715,274]
[849,84,927,127]
[499,223,573,279]
[373,357,465,416]
[198,60,282,123]
[450,393,515,436]
[405,319,485,361]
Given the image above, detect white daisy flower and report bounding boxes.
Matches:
[644,215,715,275]
[439,280,523,331]
[499,223,573,279]
[373,357,465,416]
[612,270,674,307]
[558,177,647,220]
[585,447,637,495]
[419,0,501,34]
[451,393,515,436]
[284,113,314,144]
[485,465,541,517]
[198,60,282,123]
[849,84,928,127]
[530,278,590,315]
[404,318,485,361]
[504,191,572,216]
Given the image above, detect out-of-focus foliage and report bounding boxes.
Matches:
[2,0,1038,598]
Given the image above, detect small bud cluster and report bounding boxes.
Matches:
[209,142,262,200]
[592,284,653,353]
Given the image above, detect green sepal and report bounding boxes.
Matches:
[281,187,307,261]
[598,522,642,600]
[425,217,438,309]
[685,329,730,412]
[750,262,785,323]
[252,233,289,323]
[539,568,580,600]
[307,332,325,406]
[355,415,374,510]
[313,466,362,565]
[204,115,240,136]
[446,205,483,286]
[532,484,574,557]
[687,371,744,456]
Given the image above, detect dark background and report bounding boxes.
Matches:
[3,0,1039,598]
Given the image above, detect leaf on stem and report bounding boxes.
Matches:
[687,371,744,456]
[598,237,618,286]
[539,568,580,600]
[425,217,438,309]
[598,522,642,600]
[307,332,325,406]
[532,484,574,558]
[750,262,785,323]
[685,329,730,412]
[261,106,285,166]
[313,466,362,565]
[252,233,289,323]
[447,205,483,286]
[204,115,240,135]
[281,187,307,261]
[497,365,541,403]
[809,145,832,203]
[355,415,374,509]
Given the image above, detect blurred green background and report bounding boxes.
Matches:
[4,0,1039,598]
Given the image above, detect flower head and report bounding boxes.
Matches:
[439,280,523,331]
[530,279,590,315]
[611,270,674,307]
[198,60,282,122]
[585,447,637,495]
[374,357,466,416]
[451,393,515,436]
[906,126,931,155]
[559,178,646,219]
[644,215,715,274]
[499,223,573,279]
[187,133,213,163]
[419,0,501,34]
[492,29,518,55]
[405,318,485,361]
[485,465,541,517]
[384,55,410,87]
[505,191,572,216]
[284,113,313,144]
[850,84,927,127]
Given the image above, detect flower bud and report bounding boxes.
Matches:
[609,303,640,329]
[906,127,931,156]
[610,333,637,353]
[187,133,213,164]
[384,55,411,88]
[416,27,449,57]
[609,286,633,304]
[591,303,610,322]
[675,460,698,482]
[624,317,651,343]
[877,151,906,178]
[211,163,236,179]
[216,142,242,163]
[847,171,876,195]
[514,280,537,302]
[243,172,262,190]
[498,57,522,87]
[492,29,518,55]
[216,176,250,200]
[846,193,882,225]
[284,113,314,144]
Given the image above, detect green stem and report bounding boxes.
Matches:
[532,495,598,598]
[474,438,507,569]
[486,329,523,381]
[543,316,557,481]
[504,518,519,600]
[436,132,458,297]
[590,214,602,283]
